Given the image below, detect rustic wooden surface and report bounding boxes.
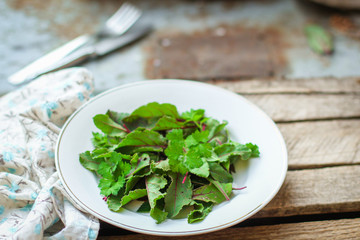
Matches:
[99,218,360,240]
[99,77,360,239]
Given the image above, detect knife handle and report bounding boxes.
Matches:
[38,47,96,76]
[8,35,91,85]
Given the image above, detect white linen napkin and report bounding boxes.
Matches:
[0,68,99,239]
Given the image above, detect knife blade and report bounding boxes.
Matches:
[8,35,91,85]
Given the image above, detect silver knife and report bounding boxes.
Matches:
[9,25,152,85]
[8,35,91,85]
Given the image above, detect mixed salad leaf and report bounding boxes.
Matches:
[79,102,260,224]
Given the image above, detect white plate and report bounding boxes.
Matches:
[55,80,287,236]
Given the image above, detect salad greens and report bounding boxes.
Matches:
[79,102,259,224]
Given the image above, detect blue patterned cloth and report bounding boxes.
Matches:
[0,68,99,239]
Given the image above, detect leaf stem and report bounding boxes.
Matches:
[233,186,247,190]
[123,123,131,133]
[182,172,189,184]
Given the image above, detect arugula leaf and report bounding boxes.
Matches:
[164,173,193,218]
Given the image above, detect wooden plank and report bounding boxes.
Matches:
[244,94,360,122]
[98,218,360,240]
[211,77,360,94]
[279,120,360,169]
[255,166,360,218]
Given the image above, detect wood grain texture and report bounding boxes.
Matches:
[244,94,360,122]
[211,77,360,94]
[278,120,360,169]
[255,165,360,218]
[98,218,360,240]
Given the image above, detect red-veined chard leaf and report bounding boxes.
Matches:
[93,114,129,137]
[209,162,233,183]
[192,181,232,204]
[214,142,259,162]
[116,129,167,154]
[79,151,101,172]
[146,174,168,223]
[164,173,192,218]
[123,102,180,129]
[152,115,187,131]
[188,201,213,223]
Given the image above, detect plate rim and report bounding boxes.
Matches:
[55,79,288,236]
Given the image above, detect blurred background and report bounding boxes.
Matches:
[1,0,360,95]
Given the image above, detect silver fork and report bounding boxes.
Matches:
[93,3,142,39]
[8,2,142,85]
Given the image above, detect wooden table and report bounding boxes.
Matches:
[3,0,360,238]
[98,76,360,239]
